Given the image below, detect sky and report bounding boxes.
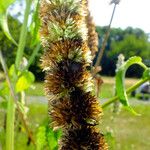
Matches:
[89,0,150,33]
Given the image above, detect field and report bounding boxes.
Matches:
[0,76,150,150]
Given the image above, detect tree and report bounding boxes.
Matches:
[95,26,150,77]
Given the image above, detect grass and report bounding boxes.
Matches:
[0,103,48,150]
[26,82,45,96]
[101,105,150,150]
[25,76,139,98]
[1,102,150,150]
[99,76,138,98]
[0,76,149,149]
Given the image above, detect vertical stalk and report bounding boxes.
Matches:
[6,95,15,150]
[0,50,35,146]
[94,4,117,71]
[15,0,32,70]
[25,43,41,70]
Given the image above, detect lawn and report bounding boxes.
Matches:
[101,105,150,150]
[0,76,150,149]
[99,76,138,98]
[1,102,149,150]
[26,76,139,98]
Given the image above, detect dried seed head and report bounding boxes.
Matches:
[110,0,121,5]
[40,0,107,149]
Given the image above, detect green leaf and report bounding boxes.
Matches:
[54,129,62,141]
[36,126,47,150]
[0,81,9,99]
[9,64,16,77]
[0,0,15,13]
[0,100,7,109]
[15,71,35,93]
[142,68,150,79]
[46,127,58,150]
[29,0,40,46]
[116,56,147,115]
[0,0,18,45]
[0,0,15,12]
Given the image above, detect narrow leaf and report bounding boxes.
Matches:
[0,13,18,45]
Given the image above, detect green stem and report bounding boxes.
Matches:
[25,43,41,70]
[15,0,32,70]
[0,50,36,146]
[0,51,16,150]
[6,95,15,150]
[102,77,150,108]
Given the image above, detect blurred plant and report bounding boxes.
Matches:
[36,124,62,150]
[113,54,125,113]
[93,0,120,75]
[0,0,41,149]
[102,57,150,112]
[0,0,149,149]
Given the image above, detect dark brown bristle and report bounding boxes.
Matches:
[39,0,107,149]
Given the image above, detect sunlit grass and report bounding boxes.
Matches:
[101,105,150,150]
[26,76,139,98]
[1,76,149,149]
[1,102,150,150]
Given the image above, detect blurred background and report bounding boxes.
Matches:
[0,0,150,150]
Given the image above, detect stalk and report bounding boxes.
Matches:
[25,43,41,70]
[15,0,32,70]
[0,50,35,146]
[93,3,117,76]
[6,95,15,150]
[0,50,15,150]
[102,77,150,108]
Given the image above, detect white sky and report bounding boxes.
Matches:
[89,0,150,33]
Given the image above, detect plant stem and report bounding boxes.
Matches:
[102,77,150,108]
[25,43,41,70]
[94,4,117,72]
[0,50,36,146]
[6,95,15,150]
[15,0,32,70]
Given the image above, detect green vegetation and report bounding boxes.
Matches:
[96,26,150,77]
[0,0,150,149]
[99,76,138,99]
[102,105,150,150]
[1,78,150,149]
[26,82,45,96]
[0,96,150,150]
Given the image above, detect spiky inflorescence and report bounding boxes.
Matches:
[86,12,99,59]
[39,0,107,149]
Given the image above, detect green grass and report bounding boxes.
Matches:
[0,103,48,150]
[26,82,45,96]
[26,76,139,98]
[99,76,138,98]
[0,76,149,149]
[101,105,150,150]
[1,103,150,150]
